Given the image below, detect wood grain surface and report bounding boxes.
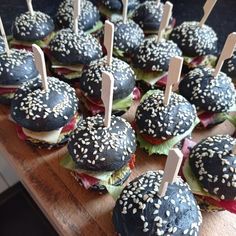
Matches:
[0,102,236,236]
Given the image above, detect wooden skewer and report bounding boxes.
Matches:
[104,20,114,66]
[73,0,81,35]
[26,0,34,16]
[158,148,183,197]
[0,17,10,56]
[213,32,236,77]
[32,44,48,91]
[102,71,114,127]
[163,56,183,106]
[122,0,128,24]
[157,0,160,6]
[157,1,173,42]
[199,0,217,27]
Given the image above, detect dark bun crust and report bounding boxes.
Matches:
[55,0,100,31]
[169,21,218,57]
[0,36,4,53]
[12,11,54,41]
[189,135,236,200]
[132,38,182,72]
[132,1,173,32]
[11,77,78,132]
[68,115,136,171]
[135,90,197,139]
[113,170,202,236]
[179,67,236,112]
[0,49,39,85]
[113,19,144,55]
[80,56,136,101]
[222,50,236,77]
[49,29,103,65]
[100,0,139,12]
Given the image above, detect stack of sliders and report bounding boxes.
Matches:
[132,2,182,93]
[182,135,236,214]
[10,45,80,149]
[55,0,103,36]
[61,71,136,191]
[112,0,144,61]
[113,149,202,235]
[10,0,55,51]
[179,32,236,129]
[47,0,103,85]
[132,0,175,36]
[135,57,199,156]
[170,0,218,73]
[79,20,140,115]
[0,18,39,105]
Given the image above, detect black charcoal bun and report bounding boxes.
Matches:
[113,19,144,56]
[179,67,236,112]
[12,11,54,41]
[0,36,5,53]
[113,170,202,236]
[132,38,182,71]
[222,50,236,77]
[135,90,197,139]
[100,0,139,12]
[55,0,100,31]
[189,135,236,200]
[68,114,136,172]
[132,1,173,32]
[170,21,218,57]
[0,49,39,85]
[80,56,136,101]
[11,77,78,132]
[49,29,103,65]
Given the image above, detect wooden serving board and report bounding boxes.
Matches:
[0,102,236,236]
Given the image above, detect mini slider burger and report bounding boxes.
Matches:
[135,57,199,156]
[98,0,139,19]
[61,72,136,191]
[179,67,236,129]
[182,135,236,213]
[47,0,103,84]
[111,0,144,61]
[132,0,175,36]
[11,0,55,51]
[55,0,103,35]
[0,18,39,105]
[132,2,182,92]
[10,45,80,149]
[169,1,218,73]
[113,149,202,235]
[79,21,140,115]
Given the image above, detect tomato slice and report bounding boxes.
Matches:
[54,67,74,75]
[140,133,169,145]
[128,154,136,169]
[73,172,99,189]
[198,111,215,127]
[11,44,33,51]
[61,115,78,133]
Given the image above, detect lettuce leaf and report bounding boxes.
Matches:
[86,21,103,34]
[101,182,124,200]
[113,47,125,58]
[226,114,236,127]
[133,68,164,86]
[112,92,133,111]
[137,117,200,155]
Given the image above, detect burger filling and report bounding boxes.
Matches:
[134,68,168,88]
[86,20,104,35]
[0,85,21,99]
[183,55,217,69]
[10,32,55,50]
[81,87,141,115]
[61,153,136,190]
[15,113,80,144]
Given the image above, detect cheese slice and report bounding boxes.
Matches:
[51,64,83,72]
[0,84,21,88]
[22,127,63,144]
